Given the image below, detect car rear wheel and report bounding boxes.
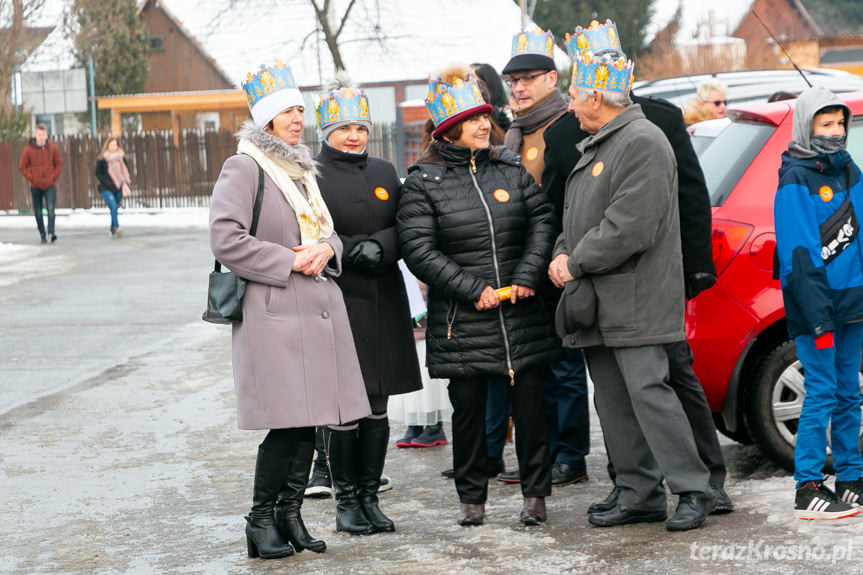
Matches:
[746,340,863,472]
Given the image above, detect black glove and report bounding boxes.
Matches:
[347,239,383,273]
[685,272,717,300]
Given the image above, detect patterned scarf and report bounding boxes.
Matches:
[503,90,568,152]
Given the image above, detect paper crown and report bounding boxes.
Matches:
[241,60,304,127]
[425,74,492,139]
[503,26,556,73]
[512,26,555,58]
[316,87,371,131]
[564,19,634,94]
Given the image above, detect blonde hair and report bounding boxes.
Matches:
[697,78,728,102]
[97,137,123,159]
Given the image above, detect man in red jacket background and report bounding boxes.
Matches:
[19,123,62,243]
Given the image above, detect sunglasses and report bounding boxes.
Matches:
[504,71,550,87]
[710,100,728,107]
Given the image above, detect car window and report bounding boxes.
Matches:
[697,121,775,206]
[849,117,863,166]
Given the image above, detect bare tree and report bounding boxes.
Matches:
[0,0,45,122]
[309,0,357,72]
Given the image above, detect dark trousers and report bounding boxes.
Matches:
[543,347,589,467]
[449,367,551,504]
[485,376,510,459]
[30,186,56,238]
[605,340,727,487]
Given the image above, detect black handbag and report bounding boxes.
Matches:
[202,161,264,325]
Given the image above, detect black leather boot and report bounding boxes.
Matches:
[275,440,326,553]
[357,425,395,532]
[324,427,376,535]
[245,447,295,559]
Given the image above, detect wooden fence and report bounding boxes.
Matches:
[0,122,411,212]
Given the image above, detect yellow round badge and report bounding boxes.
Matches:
[525,146,539,161]
[819,185,833,202]
[493,189,510,203]
[374,187,389,201]
[592,161,604,177]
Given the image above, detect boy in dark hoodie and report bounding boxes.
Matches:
[775,86,863,520]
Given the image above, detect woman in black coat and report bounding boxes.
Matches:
[397,67,560,527]
[314,86,423,536]
[94,137,131,237]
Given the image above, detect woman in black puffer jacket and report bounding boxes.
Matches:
[397,66,560,528]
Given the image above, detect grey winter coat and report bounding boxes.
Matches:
[554,104,685,348]
[209,124,370,429]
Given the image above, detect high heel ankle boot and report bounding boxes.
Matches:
[275,440,326,553]
[324,426,376,535]
[245,447,295,559]
[357,425,395,532]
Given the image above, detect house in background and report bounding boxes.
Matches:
[646,0,863,78]
[733,0,863,75]
[26,0,569,138]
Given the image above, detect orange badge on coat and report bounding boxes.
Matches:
[374,187,389,201]
[525,146,539,161]
[819,185,833,202]
[592,161,604,177]
[493,189,510,202]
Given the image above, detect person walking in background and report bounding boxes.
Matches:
[209,58,370,560]
[398,67,560,527]
[95,137,131,238]
[314,84,423,535]
[551,19,715,532]
[683,78,728,126]
[19,123,62,244]
[774,86,863,520]
[500,25,589,489]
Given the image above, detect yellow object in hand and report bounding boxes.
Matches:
[495,286,513,302]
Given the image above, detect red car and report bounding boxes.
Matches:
[689,90,863,471]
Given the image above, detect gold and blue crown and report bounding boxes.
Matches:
[511,26,555,58]
[564,20,634,94]
[424,74,488,128]
[316,87,371,130]
[241,60,298,109]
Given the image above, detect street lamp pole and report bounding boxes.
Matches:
[88,54,96,136]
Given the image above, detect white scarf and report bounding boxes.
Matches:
[236,138,334,244]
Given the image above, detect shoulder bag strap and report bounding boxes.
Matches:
[214,156,265,272]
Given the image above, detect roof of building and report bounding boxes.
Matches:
[648,0,754,45]
[22,0,570,90]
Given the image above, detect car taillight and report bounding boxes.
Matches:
[711,220,753,276]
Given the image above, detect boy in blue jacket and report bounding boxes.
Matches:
[775,86,863,520]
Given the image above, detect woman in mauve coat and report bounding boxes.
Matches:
[209,59,369,561]
[312,85,423,536]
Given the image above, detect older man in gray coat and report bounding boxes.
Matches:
[549,39,715,532]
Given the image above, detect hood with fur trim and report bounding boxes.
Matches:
[235,121,318,175]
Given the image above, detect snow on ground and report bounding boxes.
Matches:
[0,207,209,231]
[0,208,210,286]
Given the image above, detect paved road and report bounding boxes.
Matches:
[1,214,862,574]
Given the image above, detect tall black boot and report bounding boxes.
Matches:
[275,440,327,553]
[324,427,375,535]
[245,447,295,559]
[357,425,395,532]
